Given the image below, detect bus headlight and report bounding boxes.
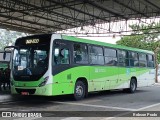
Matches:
[38,76,49,87]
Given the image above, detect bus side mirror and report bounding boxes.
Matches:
[3,52,6,60]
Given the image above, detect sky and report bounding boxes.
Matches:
[1,17,160,45]
[58,17,160,44]
[80,36,120,44]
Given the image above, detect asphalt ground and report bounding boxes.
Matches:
[0,84,160,120]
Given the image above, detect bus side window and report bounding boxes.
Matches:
[104,48,117,66]
[73,44,88,64]
[130,52,139,67]
[89,46,104,65]
[117,50,126,67]
[147,54,154,68]
[139,53,147,67]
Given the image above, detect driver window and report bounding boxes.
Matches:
[54,47,69,65]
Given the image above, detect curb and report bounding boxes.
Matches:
[154,83,160,86]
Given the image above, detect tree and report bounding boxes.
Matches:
[0,29,28,50]
[116,22,160,63]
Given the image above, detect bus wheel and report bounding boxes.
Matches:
[74,81,86,100]
[129,79,137,93]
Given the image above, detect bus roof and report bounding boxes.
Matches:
[62,35,154,54]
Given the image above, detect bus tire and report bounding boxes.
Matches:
[128,78,137,93]
[74,81,86,100]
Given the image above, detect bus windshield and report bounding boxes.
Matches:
[12,45,49,81]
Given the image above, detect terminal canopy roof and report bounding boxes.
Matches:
[0,0,160,33]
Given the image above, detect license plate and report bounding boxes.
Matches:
[21,92,29,95]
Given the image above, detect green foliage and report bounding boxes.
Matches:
[116,22,160,63]
[0,29,27,50]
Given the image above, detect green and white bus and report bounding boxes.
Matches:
[6,34,155,100]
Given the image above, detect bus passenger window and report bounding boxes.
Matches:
[73,44,88,64]
[104,48,117,66]
[117,50,126,67]
[147,54,154,68]
[89,46,104,65]
[139,53,147,67]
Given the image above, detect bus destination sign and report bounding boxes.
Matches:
[26,39,39,44]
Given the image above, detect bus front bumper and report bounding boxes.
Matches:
[11,84,53,96]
